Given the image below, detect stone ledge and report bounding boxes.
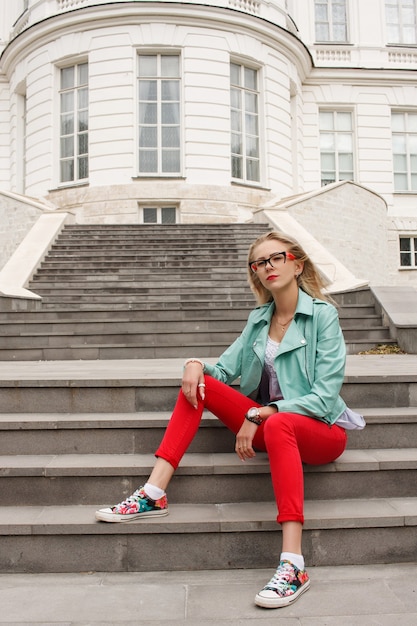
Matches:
[0,355,417,386]
[0,406,416,430]
[0,498,416,536]
[1,449,416,477]
[372,286,417,353]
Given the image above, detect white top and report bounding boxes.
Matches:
[264,335,365,430]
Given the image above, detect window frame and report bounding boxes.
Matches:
[230,60,262,185]
[391,110,417,192]
[137,51,182,177]
[385,0,417,45]
[319,108,355,186]
[139,204,178,224]
[58,60,89,186]
[399,235,417,268]
[314,0,349,43]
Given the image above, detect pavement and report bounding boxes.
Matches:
[0,563,416,625]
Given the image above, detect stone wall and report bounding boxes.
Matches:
[46,181,273,224]
[272,181,389,286]
[0,191,53,270]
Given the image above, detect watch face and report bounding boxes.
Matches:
[248,408,259,418]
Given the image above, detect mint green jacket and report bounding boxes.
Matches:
[203,289,347,425]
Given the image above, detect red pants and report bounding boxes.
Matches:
[155,375,347,524]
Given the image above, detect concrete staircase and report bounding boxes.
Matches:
[0,223,415,574]
[0,357,416,573]
[0,223,394,360]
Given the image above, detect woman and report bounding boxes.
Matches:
[96,230,364,609]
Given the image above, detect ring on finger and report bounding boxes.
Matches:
[197,383,205,388]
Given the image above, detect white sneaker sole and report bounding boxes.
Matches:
[95,508,169,523]
[255,578,310,608]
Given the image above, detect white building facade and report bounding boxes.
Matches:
[0,0,417,287]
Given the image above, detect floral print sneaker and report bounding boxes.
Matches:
[255,560,310,608]
[95,486,168,522]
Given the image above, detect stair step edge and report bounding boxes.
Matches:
[0,407,417,428]
[0,497,416,534]
[1,449,416,474]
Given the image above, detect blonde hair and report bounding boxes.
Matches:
[247,231,334,305]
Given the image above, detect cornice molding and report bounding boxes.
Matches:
[0,2,312,79]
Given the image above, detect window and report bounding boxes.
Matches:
[230,62,260,183]
[319,110,354,185]
[138,54,181,175]
[392,112,417,191]
[141,206,177,224]
[386,0,417,44]
[59,63,88,183]
[16,91,27,194]
[399,236,417,266]
[315,0,348,42]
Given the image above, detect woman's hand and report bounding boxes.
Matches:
[235,420,259,461]
[182,362,205,409]
[235,405,278,461]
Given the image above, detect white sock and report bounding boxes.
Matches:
[280,552,305,571]
[143,482,166,501]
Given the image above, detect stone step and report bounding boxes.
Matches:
[0,338,397,360]
[0,324,391,349]
[0,304,378,321]
[338,313,381,326]
[34,298,256,311]
[0,343,227,361]
[53,236,258,244]
[332,289,376,306]
[43,297,253,307]
[0,318,247,336]
[54,236,225,242]
[0,498,416,572]
[32,268,244,279]
[0,355,415,412]
[29,282,251,294]
[51,235,259,243]
[42,251,249,261]
[39,253,246,266]
[1,407,415,456]
[48,242,247,256]
[0,329,244,350]
[0,306,253,322]
[30,287,254,298]
[57,225,267,233]
[52,231,269,242]
[29,293,255,304]
[48,240,253,249]
[59,224,269,235]
[1,448,416,506]
[0,314,384,335]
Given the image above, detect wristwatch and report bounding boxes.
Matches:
[245,407,263,426]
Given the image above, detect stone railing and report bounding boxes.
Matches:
[10,0,295,40]
[57,0,262,15]
[312,43,417,69]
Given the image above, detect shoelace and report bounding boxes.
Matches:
[118,489,143,507]
[265,562,294,592]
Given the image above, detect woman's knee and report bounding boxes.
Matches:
[263,412,294,442]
